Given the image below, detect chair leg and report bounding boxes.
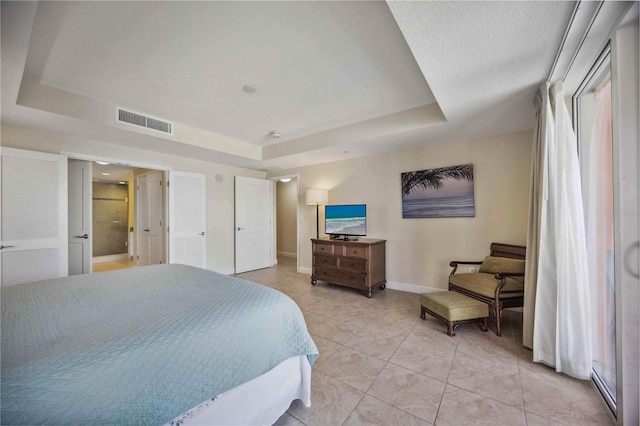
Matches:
[494,302,502,336]
[481,317,488,332]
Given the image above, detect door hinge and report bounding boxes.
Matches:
[167,180,170,187]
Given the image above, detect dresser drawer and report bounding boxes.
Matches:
[313,266,341,282]
[338,257,367,272]
[337,270,366,286]
[313,242,334,255]
[341,245,367,259]
[314,254,337,268]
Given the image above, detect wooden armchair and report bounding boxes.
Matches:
[448,243,526,336]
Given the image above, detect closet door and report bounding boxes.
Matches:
[235,176,273,273]
[68,159,92,275]
[1,147,68,285]
[169,171,206,268]
[136,171,164,266]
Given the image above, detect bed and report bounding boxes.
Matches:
[1,264,318,425]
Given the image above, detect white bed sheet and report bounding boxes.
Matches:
[167,355,311,426]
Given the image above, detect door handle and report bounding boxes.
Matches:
[143,229,150,232]
[237,227,244,231]
[625,241,639,278]
[74,234,89,239]
[0,245,15,250]
[199,232,205,236]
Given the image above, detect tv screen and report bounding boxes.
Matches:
[325,204,367,237]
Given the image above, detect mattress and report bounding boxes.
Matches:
[1,264,318,425]
[168,354,311,425]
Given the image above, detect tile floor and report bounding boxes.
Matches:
[92,258,136,272]
[236,257,613,426]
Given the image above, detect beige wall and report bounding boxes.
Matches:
[1,124,531,285]
[1,124,264,274]
[276,180,298,256]
[269,130,533,291]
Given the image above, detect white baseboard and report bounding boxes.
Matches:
[295,267,442,295]
[277,251,297,258]
[298,266,312,275]
[217,268,236,276]
[93,253,128,263]
[385,281,443,294]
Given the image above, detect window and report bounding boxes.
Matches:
[574,45,616,412]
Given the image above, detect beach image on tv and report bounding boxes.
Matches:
[325,205,366,235]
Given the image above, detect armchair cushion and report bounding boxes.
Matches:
[449,273,524,299]
[478,256,525,275]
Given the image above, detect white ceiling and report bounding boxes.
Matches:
[1,1,576,171]
[92,162,135,184]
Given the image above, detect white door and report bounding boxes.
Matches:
[1,147,68,285]
[136,171,164,265]
[169,171,206,268]
[235,176,273,273]
[68,159,92,275]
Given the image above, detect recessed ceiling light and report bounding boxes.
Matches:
[269,131,282,138]
[279,178,292,183]
[101,173,111,176]
[243,84,257,94]
[96,161,110,165]
[118,181,127,185]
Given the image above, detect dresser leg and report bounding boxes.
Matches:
[311,278,317,286]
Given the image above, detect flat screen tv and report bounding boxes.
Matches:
[325,204,366,240]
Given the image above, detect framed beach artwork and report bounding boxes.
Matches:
[401,164,475,218]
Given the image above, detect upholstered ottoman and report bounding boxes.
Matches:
[420,291,488,336]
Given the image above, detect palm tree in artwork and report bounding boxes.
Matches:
[401,164,473,197]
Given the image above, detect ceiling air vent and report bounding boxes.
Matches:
[117,108,173,135]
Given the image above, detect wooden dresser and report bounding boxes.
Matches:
[311,238,386,297]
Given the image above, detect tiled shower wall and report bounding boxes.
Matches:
[93,182,129,257]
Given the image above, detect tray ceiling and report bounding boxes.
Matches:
[2,1,575,170]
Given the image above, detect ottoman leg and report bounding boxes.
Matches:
[420,306,426,320]
[447,321,456,336]
[481,317,488,332]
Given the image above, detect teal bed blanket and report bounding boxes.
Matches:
[1,264,318,425]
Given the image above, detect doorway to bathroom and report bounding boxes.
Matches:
[67,156,167,274]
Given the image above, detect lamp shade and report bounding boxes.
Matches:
[306,188,329,205]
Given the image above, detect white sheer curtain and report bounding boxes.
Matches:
[526,81,592,380]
